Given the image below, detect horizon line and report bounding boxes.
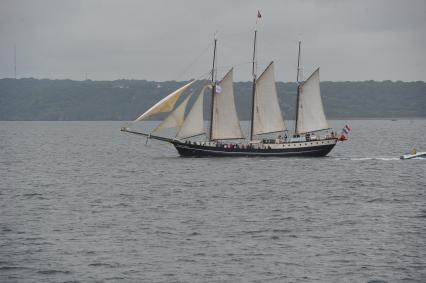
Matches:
[1,77,425,84]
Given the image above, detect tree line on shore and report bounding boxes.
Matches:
[0,78,425,120]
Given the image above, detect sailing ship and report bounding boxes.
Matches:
[121,30,338,157]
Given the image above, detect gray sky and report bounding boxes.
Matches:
[1,0,425,82]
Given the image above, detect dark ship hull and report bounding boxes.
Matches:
[121,129,337,158]
[172,139,337,157]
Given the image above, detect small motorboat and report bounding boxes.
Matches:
[400,148,426,159]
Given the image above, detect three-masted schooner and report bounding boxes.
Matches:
[121,29,338,157]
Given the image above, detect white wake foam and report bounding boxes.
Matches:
[349,157,400,161]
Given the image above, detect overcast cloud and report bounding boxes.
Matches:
[1,0,425,81]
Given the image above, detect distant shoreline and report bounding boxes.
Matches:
[1,78,425,83]
[1,79,425,121]
[1,117,425,122]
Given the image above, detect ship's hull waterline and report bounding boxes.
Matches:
[121,129,337,158]
[172,139,337,157]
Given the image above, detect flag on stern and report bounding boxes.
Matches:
[338,124,352,141]
[342,124,352,135]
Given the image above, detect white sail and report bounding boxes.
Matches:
[211,69,244,140]
[253,62,286,135]
[177,85,207,138]
[135,80,195,121]
[296,68,329,134]
[152,93,193,133]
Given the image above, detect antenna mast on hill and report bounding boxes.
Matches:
[14,44,17,79]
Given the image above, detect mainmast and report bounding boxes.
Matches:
[208,37,217,141]
[249,29,258,141]
[295,40,301,135]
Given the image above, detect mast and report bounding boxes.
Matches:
[208,37,217,141]
[295,40,301,135]
[249,29,257,141]
[14,44,16,79]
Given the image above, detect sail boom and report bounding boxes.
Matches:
[210,137,246,141]
[177,132,206,140]
[297,127,331,135]
[255,129,288,136]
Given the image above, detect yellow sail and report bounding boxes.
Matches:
[152,93,193,133]
[177,85,207,138]
[134,80,195,121]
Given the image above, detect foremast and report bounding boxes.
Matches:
[208,38,244,141]
[208,37,217,141]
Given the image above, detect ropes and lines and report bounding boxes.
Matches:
[175,41,214,81]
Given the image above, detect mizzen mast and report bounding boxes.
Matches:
[295,40,301,135]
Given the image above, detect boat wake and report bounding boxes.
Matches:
[334,156,425,161]
[352,157,400,161]
[333,157,401,161]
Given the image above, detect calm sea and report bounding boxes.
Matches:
[1,120,425,282]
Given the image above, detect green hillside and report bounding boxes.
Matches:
[0,78,425,120]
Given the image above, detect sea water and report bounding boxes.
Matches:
[1,120,425,282]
